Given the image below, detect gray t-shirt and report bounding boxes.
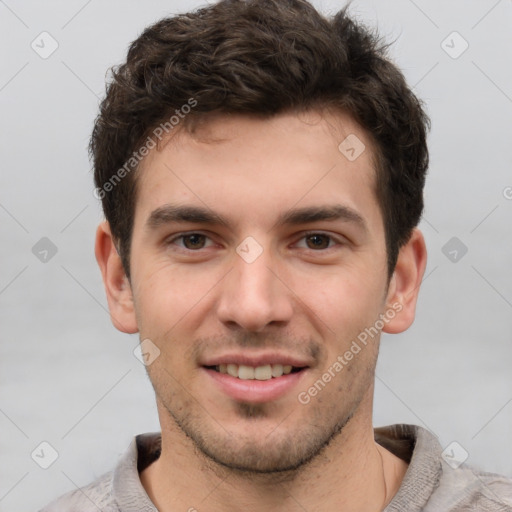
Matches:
[39,424,512,511]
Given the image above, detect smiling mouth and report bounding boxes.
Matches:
[204,364,305,380]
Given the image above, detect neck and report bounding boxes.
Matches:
[140,399,408,512]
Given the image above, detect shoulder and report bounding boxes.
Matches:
[38,470,118,512]
[38,432,161,512]
[379,424,512,512]
[424,464,512,511]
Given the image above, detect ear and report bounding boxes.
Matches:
[382,228,427,334]
[94,221,138,334]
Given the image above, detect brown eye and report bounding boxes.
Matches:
[167,233,213,251]
[181,234,207,250]
[305,234,332,250]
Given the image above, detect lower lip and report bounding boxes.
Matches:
[203,367,308,403]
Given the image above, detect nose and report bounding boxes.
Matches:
[216,245,294,332]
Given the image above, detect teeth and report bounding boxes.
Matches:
[227,364,238,377]
[254,365,272,380]
[271,364,283,377]
[238,365,255,380]
[215,363,300,380]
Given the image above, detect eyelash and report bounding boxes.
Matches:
[166,231,344,253]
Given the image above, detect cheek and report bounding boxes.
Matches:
[133,259,223,333]
[296,263,384,330]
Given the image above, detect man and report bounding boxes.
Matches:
[41,0,512,510]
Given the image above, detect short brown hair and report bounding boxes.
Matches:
[91,0,430,280]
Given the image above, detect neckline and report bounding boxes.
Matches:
[113,424,442,512]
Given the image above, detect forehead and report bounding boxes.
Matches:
[133,109,382,235]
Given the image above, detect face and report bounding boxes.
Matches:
[124,110,397,473]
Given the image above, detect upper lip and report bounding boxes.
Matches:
[201,352,312,368]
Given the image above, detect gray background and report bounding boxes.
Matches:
[1,0,511,510]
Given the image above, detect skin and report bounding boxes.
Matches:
[95,109,427,512]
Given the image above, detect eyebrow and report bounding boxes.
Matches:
[145,203,367,233]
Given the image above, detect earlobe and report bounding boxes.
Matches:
[94,221,139,334]
[383,228,427,334]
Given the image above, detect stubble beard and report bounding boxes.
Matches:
[147,332,379,479]
[154,379,368,481]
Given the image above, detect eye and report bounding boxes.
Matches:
[166,231,344,253]
[167,233,215,251]
[295,232,343,251]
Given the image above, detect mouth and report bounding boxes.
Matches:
[200,352,312,403]
[201,358,310,403]
[204,363,304,380]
